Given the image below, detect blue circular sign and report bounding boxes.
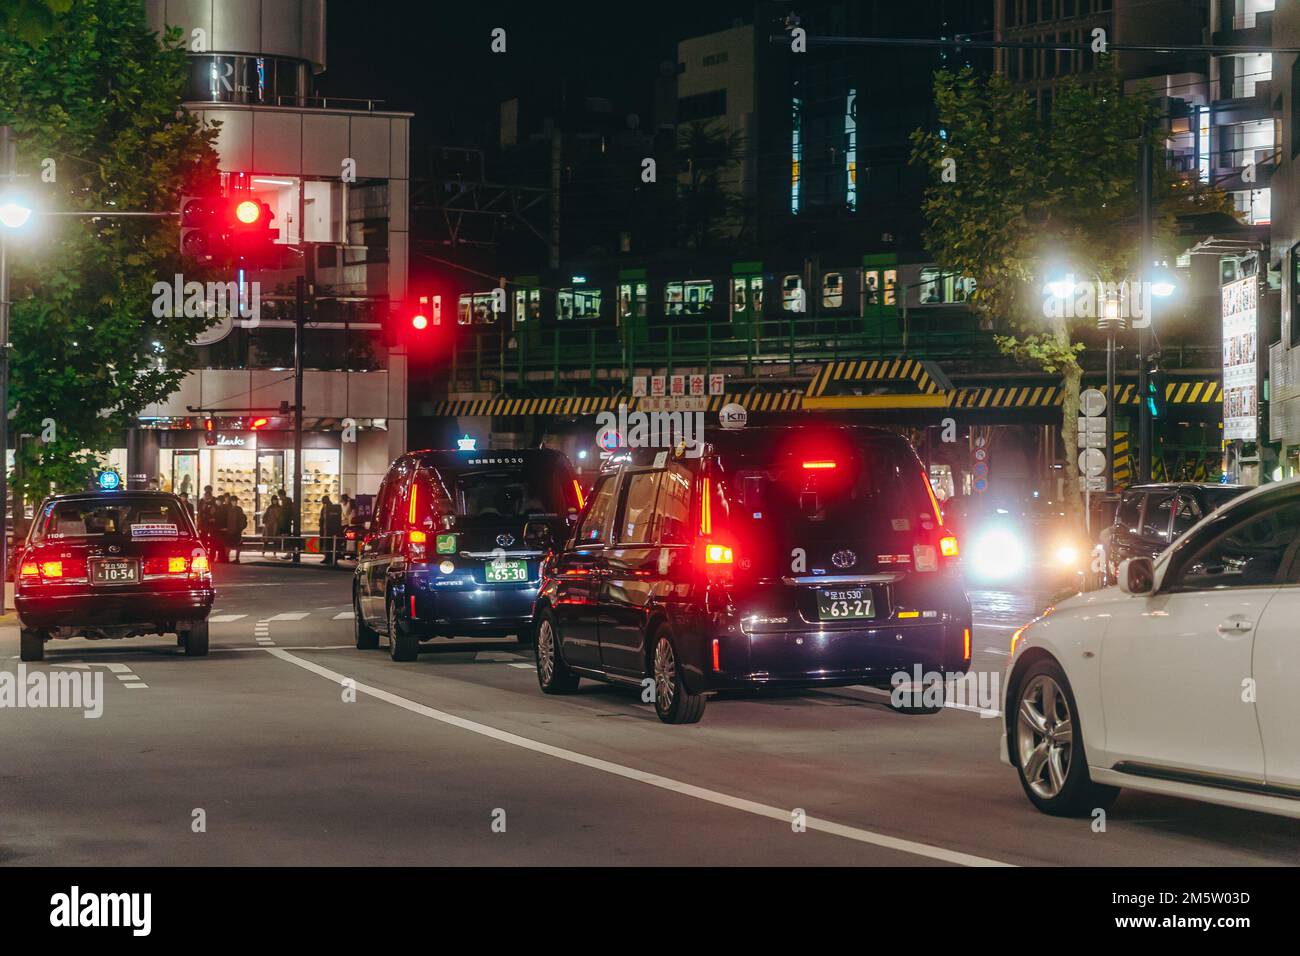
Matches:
[96,470,121,491]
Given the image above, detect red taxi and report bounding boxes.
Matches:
[15,491,215,661]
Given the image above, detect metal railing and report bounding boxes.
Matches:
[450,312,994,389]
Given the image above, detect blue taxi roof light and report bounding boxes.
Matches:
[96,471,121,491]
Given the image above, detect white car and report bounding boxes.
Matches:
[1002,478,1300,819]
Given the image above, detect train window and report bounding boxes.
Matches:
[512,288,540,324]
[782,275,804,312]
[458,292,499,325]
[751,276,763,312]
[617,282,648,323]
[731,278,747,312]
[822,272,844,308]
[919,268,976,305]
[666,280,713,316]
[884,269,896,306]
[558,287,602,320]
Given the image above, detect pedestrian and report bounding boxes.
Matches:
[198,486,218,558]
[279,491,295,558]
[213,494,231,563]
[319,495,343,565]
[226,496,247,564]
[339,494,354,529]
[262,495,282,555]
[179,492,195,520]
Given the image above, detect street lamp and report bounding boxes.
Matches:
[0,198,33,229]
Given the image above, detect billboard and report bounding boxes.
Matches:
[1222,277,1257,441]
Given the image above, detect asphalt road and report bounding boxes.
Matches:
[2,559,1298,867]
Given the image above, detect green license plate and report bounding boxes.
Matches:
[485,559,528,583]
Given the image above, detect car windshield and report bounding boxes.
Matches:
[31,497,195,545]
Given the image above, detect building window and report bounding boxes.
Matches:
[678,89,727,122]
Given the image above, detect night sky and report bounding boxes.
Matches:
[317,0,769,164]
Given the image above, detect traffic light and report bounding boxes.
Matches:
[204,416,217,446]
[1146,366,1167,420]
[180,194,226,261]
[227,196,278,265]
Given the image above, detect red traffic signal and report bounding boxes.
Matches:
[234,200,263,225]
[411,313,429,331]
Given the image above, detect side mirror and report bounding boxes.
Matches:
[1118,556,1155,595]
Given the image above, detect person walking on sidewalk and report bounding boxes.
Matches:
[226,497,248,564]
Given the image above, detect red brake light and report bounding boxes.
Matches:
[572,479,585,509]
[409,484,419,525]
[168,556,187,573]
[802,460,837,470]
[963,627,971,662]
[700,477,712,535]
[40,561,63,578]
[191,554,210,576]
[409,530,427,544]
[939,535,959,557]
[20,561,39,579]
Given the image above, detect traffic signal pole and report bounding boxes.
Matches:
[0,125,14,608]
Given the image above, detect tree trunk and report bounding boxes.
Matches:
[1060,364,1083,527]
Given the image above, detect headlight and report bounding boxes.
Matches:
[968,527,1027,581]
[1053,543,1080,567]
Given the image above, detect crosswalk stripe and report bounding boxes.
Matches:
[333,611,355,620]
[267,612,310,621]
[209,614,248,623]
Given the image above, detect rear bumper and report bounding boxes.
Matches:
[407,572,538,635]
[683,612,972,696]
[16,588,214,630]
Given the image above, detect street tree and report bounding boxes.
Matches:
[675,119,748,253]
[0,0,221,500]
[910,65,1227,511]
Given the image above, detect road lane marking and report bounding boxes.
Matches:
[333,611,355,620]
[847,684,1001,718]
[53,661,147,688]
[268,648,1012,868]
[254,618,274,647]
[508,662,534,670]
[268,612,311,621]
[209,614,248,623]
[475,651,524,662]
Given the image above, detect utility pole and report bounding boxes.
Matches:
[292,273,305,563]
[1137,124,1153,484]
[0,125,15,608]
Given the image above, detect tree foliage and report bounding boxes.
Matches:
[0,0,221,497]
[675,119,747,253]
[910,64,1228,507]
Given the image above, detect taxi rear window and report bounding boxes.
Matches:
[32,498,195,544]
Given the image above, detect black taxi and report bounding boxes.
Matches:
[15,490,215,661]
[533,425,972,723]
[353,447,583,660]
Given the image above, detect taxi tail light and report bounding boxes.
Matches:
[40,560,63,578]
[190,554,211,579]
[405,529,429,563]
[963,627,971,662]
[939,534,959,558]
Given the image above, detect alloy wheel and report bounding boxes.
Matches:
[1016,674,1074,799]
[653,637,676,712]
[537,619,556,685]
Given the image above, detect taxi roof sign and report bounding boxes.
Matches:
[96,470,121,491]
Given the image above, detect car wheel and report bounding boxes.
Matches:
[183,620,210,657]
[652,629,705,724]
[387,592,419,662]
[534,610,579,694]
[19,628,45,662]
[1013,658,1118,817]
[354,584,379,650]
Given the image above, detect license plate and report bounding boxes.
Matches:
[485,559,528,583]
[816,587,874,620]
[93,559,139,585]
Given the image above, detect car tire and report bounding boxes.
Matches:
[19,628,45,662]
[387,592,419,662]
[534,609,579,694]
[183,620,210,657]
[354,585,379,650]
[651,628,706,724]
[1012,658,1119,817]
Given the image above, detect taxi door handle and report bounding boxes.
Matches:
[1216,620,1253,635]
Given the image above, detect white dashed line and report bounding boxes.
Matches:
[268,648,1011,868]
[508,662,535,670]
[268,612,310,622]
[209,614,249,623]
[332,611,355,620]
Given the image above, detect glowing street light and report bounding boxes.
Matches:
[0,196,33,229]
